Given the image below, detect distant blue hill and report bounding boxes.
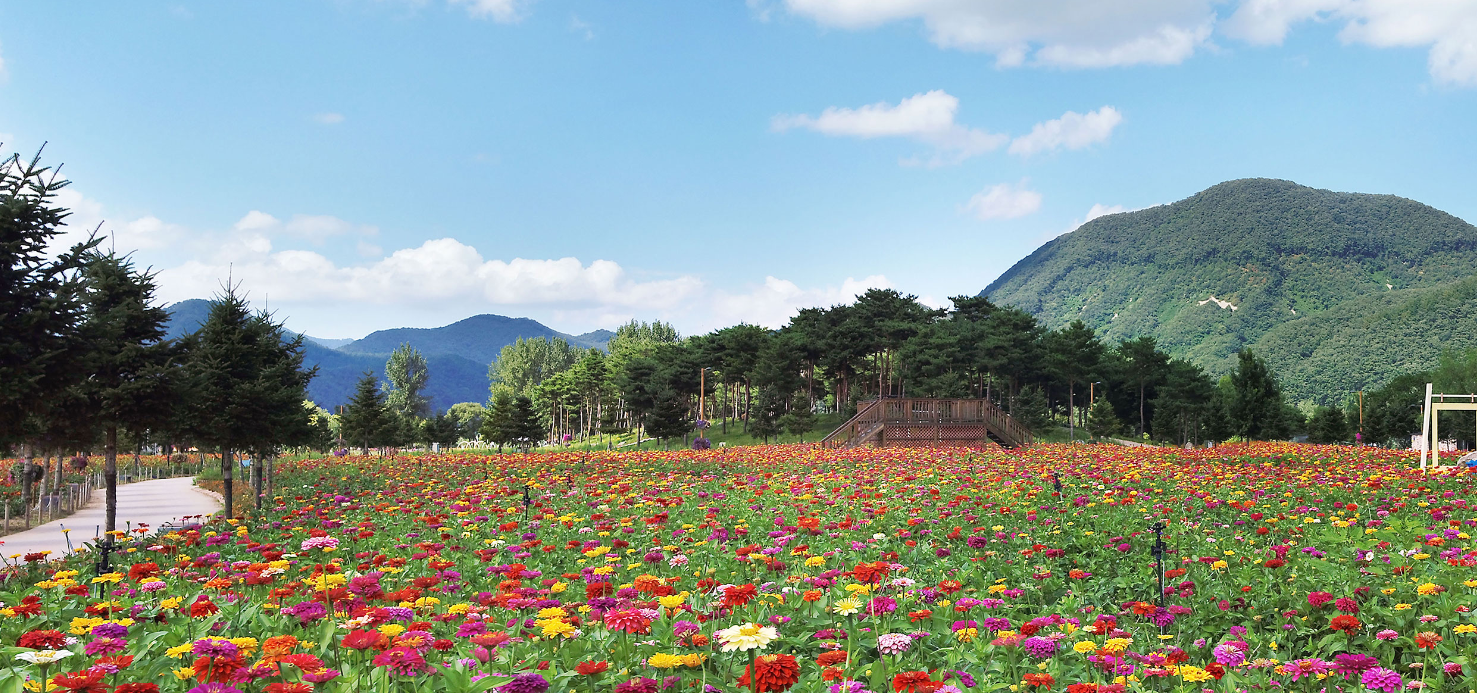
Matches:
[162,300,608,411]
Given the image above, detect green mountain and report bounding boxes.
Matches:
[981,178,1477,403]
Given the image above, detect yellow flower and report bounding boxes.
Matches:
[1454,624,1476,635]
[1103,638,1132,653]
[1180,666,1213,683]
[379,624,407,637]
[91,572,124,584]
[229,637,259,655]
[538,618,576,639]
[1074,641,1097,654]
[550,581,567,594]
[956,628,978,643]
[166,644,195,659]
[987,584,1008,594]
[23,678,57,692]
[1463,579,1477,588]
[681,653,708,668]
[447,603,471,615]
[805,556,826,567]
[69,617,104,635]
[537,607,568,620]
[658,594,685,609]
[648,653,684,669]
[833,598,862,616]
[1416,583,1439,596]
[1211,560,1228,570]
[1381,588,1396,596]
[1394,603,1413,611]
[172,666,196,680]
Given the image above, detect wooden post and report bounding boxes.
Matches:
[1422,383,1434,470]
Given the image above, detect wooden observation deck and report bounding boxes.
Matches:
[819,398,1033,450]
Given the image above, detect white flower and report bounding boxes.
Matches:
[872,533,887,541]
[716,623,778,652]
[16,650,72,665]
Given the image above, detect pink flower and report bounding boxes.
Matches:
[1375,629,1399,641]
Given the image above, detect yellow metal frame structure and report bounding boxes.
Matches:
[1418,383,1477,470]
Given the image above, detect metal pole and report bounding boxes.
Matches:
[1422,383,1434,470]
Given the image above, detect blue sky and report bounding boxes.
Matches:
[3,1,1475,338]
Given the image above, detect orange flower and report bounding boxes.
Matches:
[739,653,801,692]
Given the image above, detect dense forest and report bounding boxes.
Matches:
[983,178,1477,404]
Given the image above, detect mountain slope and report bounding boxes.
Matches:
[162,300,490,410]
[982,178,1477,400]
[340,314,612,360]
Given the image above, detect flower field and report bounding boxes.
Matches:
[1,442,1475,693]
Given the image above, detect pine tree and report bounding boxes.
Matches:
[481,390,514,453]
[1086,397,1122,439]
[0,149,99,471]
[645,389,690,449]
[779,392,815,442]
[1228,349,1284,440]
[506,395,542,451]
[180,285,314,518]
[340,371,392,454]
[748,387,785,444]
[76,250,178,533]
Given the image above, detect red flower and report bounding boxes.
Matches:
[115,685,161,693]
[1205,663,1226,680]
[722,583,758,608]
[189,597,220,618]
[739,653,801,692]
[51,670,107,693]
[576,661,610,676]
[340,629,386,651]
[127,562,161,580]
[264,685,314,693]
[17,629,67,649]
[1330,615,1362,633]
[1066,684,1098,693]
[893,671,936,693]
[1415,632,1443,649]
[1024,673,1056,690]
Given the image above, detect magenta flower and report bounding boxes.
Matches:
[1362,667,1402,693]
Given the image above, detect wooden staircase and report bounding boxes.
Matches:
[819,398,1032,450]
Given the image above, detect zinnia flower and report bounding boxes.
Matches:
[1362,667,1402,693]
[717,623,778,652]
[739,653,801,692]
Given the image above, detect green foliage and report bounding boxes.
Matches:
[1307,406,1351,444]
[1227,349,1286,440]
[383,342,431,419]
[0,150,100,450]
[780,392,815,441]
[481,390,515,452]
[984,178,1477,403]
[340,371,394,452]
[488,336,580,399]
[1012,387,1052,432]
[447,402,486,442]
[1086,397,1122,438]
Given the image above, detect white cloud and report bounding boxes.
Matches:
[157,238,706,311]
[772,90,1008,165]
[1225,0,1477,86]
[1009,106,1124,156]
[965,180,1042,220]
[447,0,528,22]
[781,0,1216,68]
[709,275,892,329]
[570,15,595,39]
[312,112,345,125]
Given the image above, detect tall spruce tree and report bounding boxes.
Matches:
[182,285,315,518]
[77,250,178,533]
[1228,349,1284,440]
[340,372,393,454]
[481,390,514,453]
[384,343,431,419]
[0,149,99,496]
[506,395,542,451]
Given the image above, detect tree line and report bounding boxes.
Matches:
[1,150,317,529]
[347,286,1349,450]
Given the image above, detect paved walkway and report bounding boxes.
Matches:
[0,477,221,560]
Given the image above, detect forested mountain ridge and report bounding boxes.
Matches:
[162,301,610,410]
[981,178,1477,401]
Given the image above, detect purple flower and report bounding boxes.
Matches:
[499,673,551,693]
[1213,643,1245,667]
[84,638,127,656]
[1021,636,1058,659]
[192,638,239,658]
[187,684,243,693]
[282,600,328,625]
[1334,654,1379,678]
[1362,667,1403,693]
[90,623,129,638]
